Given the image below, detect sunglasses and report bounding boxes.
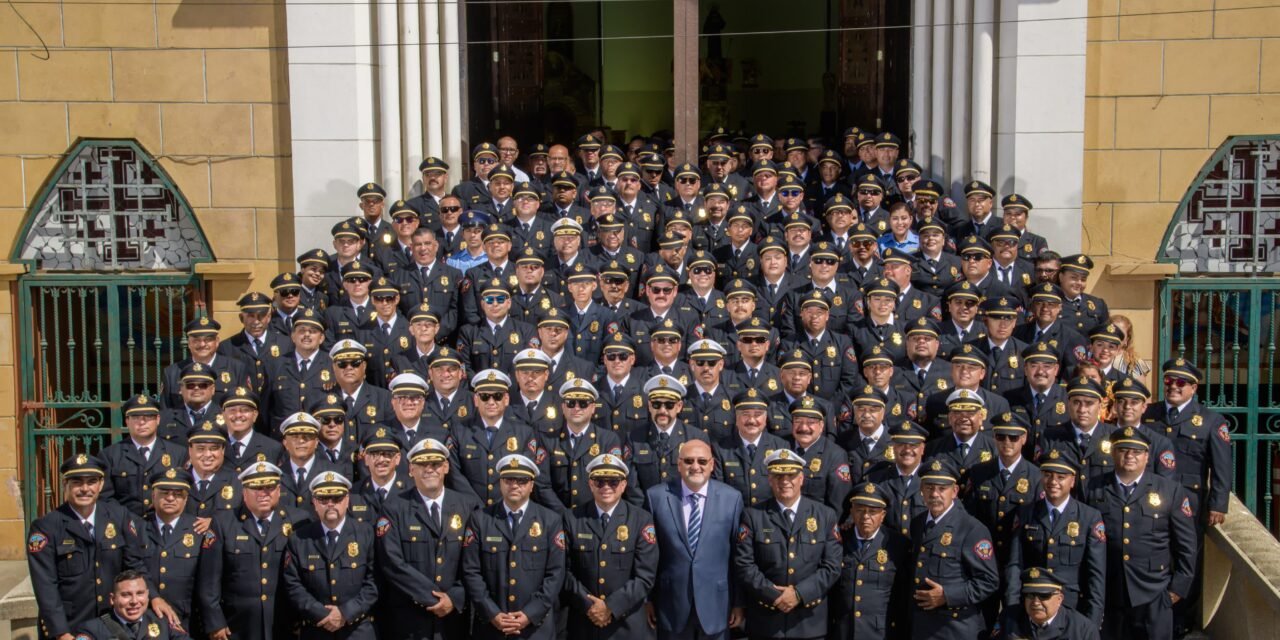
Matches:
[603,277,628,285]
[851,240,875,248]
[895,175,916,182]
[394,216,418,224]
[650,400,678,410]
[648,286,674,295]
[373,295,398,302]
[653,336,682,345]
[692,359,720,367]
[477,392,506,402]
[319,416,345,425]
[184,382,213,390]
[961,254,989,262]
[279,288,302,297]
[482,296,509,305]
[501,477,532,486]
[676,177,699,185]
[335,360,364,369]
[475,157,497,165]
[345,276,372,283]
[681,457,711,466]
[604,353,632,361]
[315,495,346,504]
[952,299,978,307]
[740,336,768,344]
[563,399,594,409]
[1025,592,1058,602]
[993,434,1022,442]
[591,477,623,488]
[1163,377,1190,388]
[690,266,714,276]
[440,206,462,213]
[779,189,804,197]
[811,257,838,266]
[857,189,880,196]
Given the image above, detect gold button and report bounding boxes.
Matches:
[1123,554,1130,561]
[160,567,167,574]
[261,578,267,585]
[261,595,268,601]
[510,562,517,568]
[160,551,168,558]
[261,563,268,569]
[508,595,517,602]
[1047,553,1054,559]
[855,580,863,586]
[599,561,607,567]
[509,579,517,585]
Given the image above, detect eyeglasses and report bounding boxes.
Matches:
[691,266,714,276]
[279,288,301,297]
[335,360,364,369]
[1163,377,1190,388]
[648,286,674,295]
[563,399,594,409]
[315,495,346,504]
[394,216,418,224]
[916,197,938,205]
[482,296,509,305]
[319,416,345,425]
[779,189,803,197]
[501,477,532,485]
[851,240,876,248]
[692,359,719,367]
[961,254,988,262]
[183,382,212,390]
[811,257,838,266]
[952,299,978,308]
[650,400,678,410]
[681,457,710,466]
[653,336,682,345]
[591,477,622,488]
[475,157,497,165]
[993,434,1022,442]
[739,336,768,344]
[857,189,880,196]
[440,206,462,213]
[365,450,397,459]
[477,392,506,402]
[676,177,699,185]
[604,353,632,361]
[895,175,916,182]
[392,395,424,403]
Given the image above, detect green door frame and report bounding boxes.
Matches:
[1159,277,1280,528]
[17,273,204,521]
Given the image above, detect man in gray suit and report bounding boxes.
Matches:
[646,439,745,640]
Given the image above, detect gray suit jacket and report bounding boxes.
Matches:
[646,478,743,636]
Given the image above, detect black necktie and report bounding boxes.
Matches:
[1123,484,1135,500]
[748,369,758,383]
[917,368,927,386]
[198,479,210,494]
[440,396,450,413]
[355,304,365,318]
[326,529,339,548]
[406,429,417,442]
[161,523,173,545]
[486,427,498,446]
[656,431,670,451]
[129,621,140,636]
[1168,406,1180,423]
[926,257,937,271]
[445,231,454,247]
[1079,433,1092,451]
[299,358,310,375]
[523,222,531,233]
[376,488,388,501]
[421,266,431,281]
[863,437,875,453]
[328,448,340,463]
[345,396,356,412]
[992,345,1002,364]
[1035,393,1046,413]
[784,508,795,524]
[1001,469,1011,484]
[746,443,757,462]
[232,442,244,459]
[600,511,610,530]
[383,323,391,336]
[296,467,307,487]
[925,519,936,533]
[430,502,441,528]
[138,446,150,461]
[190,408,205,424]
[960,442,970,458]
[509,510,523,531]
[257,518,269,535]
[252,337,262,355]
[1048,508,1058,526]
[794,445,805,457]
[661,366,672,375]
[768,283,778,297]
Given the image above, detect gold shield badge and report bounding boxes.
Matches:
[148,623,160,638]
[826,345,836,359]
[221,372,231,384]
[321,369,331,382]
[221,485,234,500]
[529,521,542,537]
[767,378,778,391]
[104,523,117,539]
[1100,440,1112,454]
[877,549,888,565]
[1015,478,1029,494]
[633,396,643,409]
[506,437,518,452]
[940,532,952,546]
[809,458,822,473]
[367,405,377,418]
[806,517,818,533]
[450,514,463,530]
[161,453,171,467]
[509,333,521,345]
[1191,415,1203,427]
[617,525,629,541]
[348,541,359,557]
[282,523,292,536]
[1148,493,1162,507]
[270,344,280,357]
[1066,522,1080,537]
[182,533,195,547]
[979,450,992,463]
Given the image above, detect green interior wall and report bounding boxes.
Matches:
[600,2,674,140]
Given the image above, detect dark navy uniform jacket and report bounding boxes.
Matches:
[831,527,910,640]
[1086,472,1198,606]
[562,501,659,640]
[196,506,305,640]
[27,501,149,638]
[461,503,567,640]
[281,518,379,639]
[1005,497,1107,626]
[141,512,203,628]
[99,439,188,516]
[907,504,1001,640]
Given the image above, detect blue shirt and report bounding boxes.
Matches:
[878,231,920,254]
[447,249,488,272]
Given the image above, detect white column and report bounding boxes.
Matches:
[929,0,951,176]
[375,0,402,198]
[970,0,995,183]
[911,0,932,163]
[400,0,424,196]
[994,0,1087,254]
[440,0,464,184]
[285,0,379,252]
[422,0,444,160]
[948,0,970,191]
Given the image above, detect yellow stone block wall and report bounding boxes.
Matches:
[0,0,294,557]
[1085,0,1280,375]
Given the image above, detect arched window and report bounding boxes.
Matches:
[12,139,213,270]
[1159,136,1280,274]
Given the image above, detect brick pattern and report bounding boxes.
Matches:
[0,5,293,557]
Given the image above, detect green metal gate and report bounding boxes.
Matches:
[1160,278,1280,532]
[18,275,205,520]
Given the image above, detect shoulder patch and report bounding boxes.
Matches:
[1181,497,1194,518]
[26,532,47,554]
[463,527,476,547]
[1159,450,1177,470]
[835,463,851,483]
[973,539,994,561]
[738,522,751,542]
[375,516,392,537]
[201,530,217,549]
[1218,424,1231,443]
[1092,521,1106,542]
[554,530,567,550]
[642,524,656,545]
